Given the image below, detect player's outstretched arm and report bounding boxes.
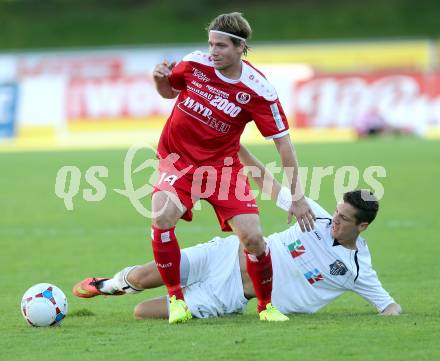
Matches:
[238,144,282,201]
[272,135,315,232]
[380,303,402,316]
[152,60,179,99]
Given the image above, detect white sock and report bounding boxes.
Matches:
[100,266,143,294]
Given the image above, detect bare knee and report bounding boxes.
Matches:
[133,304,145,320]
[229,214,265,255]
[133,298,169,320]
[239,231,265,256]
[152,192,184,229]
[128,263,163,289]
[126,267,145,290]
[152,206,179,229]
[152,213,177,229]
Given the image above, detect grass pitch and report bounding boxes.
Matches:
[1,137,439,361]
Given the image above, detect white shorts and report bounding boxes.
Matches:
[180,235,248,318]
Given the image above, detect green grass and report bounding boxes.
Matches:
[1,137,439,360]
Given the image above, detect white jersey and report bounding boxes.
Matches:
[268,188,395,314]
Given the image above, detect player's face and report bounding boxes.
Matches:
[331,202,368,241]
[208,32,244,71]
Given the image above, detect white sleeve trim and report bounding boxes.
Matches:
[378,300,397,313]
[241,62,278,101]
[182,51,213,66]
[276,187,292,211]
[264,129,290,140]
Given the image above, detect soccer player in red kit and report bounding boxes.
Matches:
[149,12,315,323]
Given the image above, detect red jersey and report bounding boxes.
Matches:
[158,51,289,169]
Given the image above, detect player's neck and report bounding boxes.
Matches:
[335,237,358,251]
[218,60,242,80]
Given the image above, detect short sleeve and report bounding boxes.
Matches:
[168,60,187,91]
[352,258,395,312]
[251,97,290,139]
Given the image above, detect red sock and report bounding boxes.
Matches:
[245,248,273,313]
[151,225,184,300]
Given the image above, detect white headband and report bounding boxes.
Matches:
[209,30,246,42]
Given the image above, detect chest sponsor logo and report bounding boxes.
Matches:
[183,89,242,118]
[178,96,231,133]
[287,239,305,258]
[209,96,242,117]
[191,80,203,88]
[329,260,348,276]
[206,85,229,99]
[236,91,251,104]
[192,67,210,82]
[304,268,324,285]
[188,85,214,100]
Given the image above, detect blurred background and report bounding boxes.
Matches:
[1,0,440,150]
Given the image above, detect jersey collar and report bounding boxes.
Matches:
[214,61,243,84]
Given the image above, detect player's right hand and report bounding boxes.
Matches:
[153,61,176,80]
[288,196,315,232]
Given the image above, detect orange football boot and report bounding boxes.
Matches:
[72,277,125,298]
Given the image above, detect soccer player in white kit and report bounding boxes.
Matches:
[73,146,401,318]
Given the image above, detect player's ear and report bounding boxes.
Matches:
[238,40,245,54]
[358,222,369,233]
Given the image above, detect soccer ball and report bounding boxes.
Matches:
[21,283,68,327]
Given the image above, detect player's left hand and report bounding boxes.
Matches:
[288,196,315,232]
[152,60,176,80]
[380,303,402,316]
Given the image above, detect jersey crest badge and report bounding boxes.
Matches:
[236,91,251,104]
[329,260,348,276]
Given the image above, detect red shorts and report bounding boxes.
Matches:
[153,158,259,231]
